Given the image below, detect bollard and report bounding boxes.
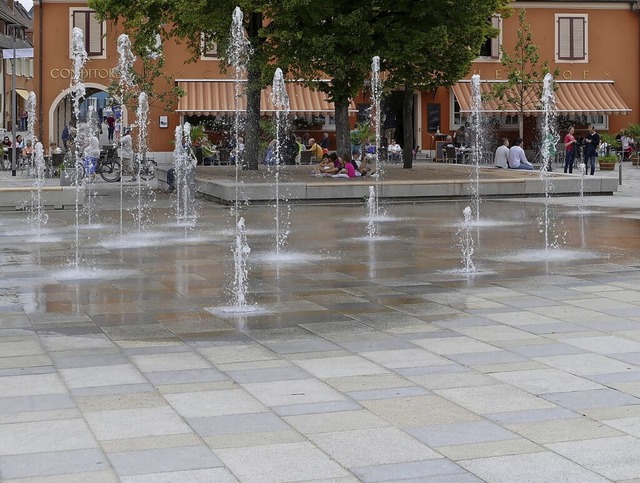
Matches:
[619,153,623,186]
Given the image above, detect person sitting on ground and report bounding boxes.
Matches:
[339,152,359,178]
[2,136,12,149]
[387,139,402,163]
[507,138,534,170]
[327,152,343,175]
[307,137,324,161]
[15,135,24,149]
[351,150,369,176]
[494,138,509,168]
[312,153,336,175]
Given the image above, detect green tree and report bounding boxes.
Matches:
[377,0,509,167]
[489,8,557,138]
[268,0,509,165]
[265,1,375,157]
[89,0,273,169]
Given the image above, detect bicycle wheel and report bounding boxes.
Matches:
[134,161,155,181]
[99,160,121,182]
[74,162,86,183]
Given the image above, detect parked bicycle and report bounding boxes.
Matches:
[132,154,157,181]
[96,145,121,182]
[60,146,122,183]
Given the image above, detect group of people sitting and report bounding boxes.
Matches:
[312,151,374,178]
[493,137,534,170]
[2,134,34,170]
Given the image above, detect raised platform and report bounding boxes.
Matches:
[0,184,84,211]
[156,163,619,204]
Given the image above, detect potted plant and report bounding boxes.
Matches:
[598,154,618,171]
[350,122,373,153]
[596,133,619,170]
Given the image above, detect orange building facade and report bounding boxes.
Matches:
[413,0,640,154]
[33,1,640,161]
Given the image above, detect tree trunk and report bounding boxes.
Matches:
[334,99,350,157]
[244,66,261,170]
[519,110,524,139]
[402,85,414,169]
[243,12,263,171]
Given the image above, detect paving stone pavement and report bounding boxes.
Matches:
[1,162,640,482]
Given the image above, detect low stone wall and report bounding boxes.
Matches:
[0,186,84,211]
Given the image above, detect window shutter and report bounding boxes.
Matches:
[558,18,570,59]
[88,13,102,55]
[490,16,500,59]
[572,18,585,59]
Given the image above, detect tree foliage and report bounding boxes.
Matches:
[373,0,510,166]
[488,8,558,138]
[267,0,509,163]
[90,0,512,165]
[264,0,376,156]
[89,0,273,169]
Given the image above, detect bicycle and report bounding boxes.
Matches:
[96,146,121,182]
[132,154,157,181]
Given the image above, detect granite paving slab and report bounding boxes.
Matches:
[3,175,640,481]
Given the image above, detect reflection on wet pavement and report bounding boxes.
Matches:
[2,184,640,481]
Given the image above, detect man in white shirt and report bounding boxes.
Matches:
[118,128,134,181]
[494,138,509,168]
[508,138,534,170]
[387,139,402,163]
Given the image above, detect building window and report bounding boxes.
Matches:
[502,114,518,129]
[556,14,587,62]
[478,16,501,60]
[71,9,105,57]
[559,114,607,131]
[201,33,218,59]
[451,95,463,130]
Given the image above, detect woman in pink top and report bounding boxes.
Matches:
[564,126,576,174]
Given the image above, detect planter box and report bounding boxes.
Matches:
[60,169,82,186]
[598,161,616,171]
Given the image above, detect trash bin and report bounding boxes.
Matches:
[52,152,64,168]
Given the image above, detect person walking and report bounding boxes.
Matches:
[106,114,116,142]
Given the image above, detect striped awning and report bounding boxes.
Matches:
[176,80,356,116]
[452,80,631,115]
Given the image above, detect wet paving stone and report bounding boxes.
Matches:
[3,181,640,480]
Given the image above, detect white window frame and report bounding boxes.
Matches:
[555,14,588,63]
[200,33,218,60]
[451,94,463,130]
[559,114,607,131]
[69,8,106,59]
[476,15,502,62]
[501,114,519,130]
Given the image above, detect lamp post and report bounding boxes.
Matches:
[8,24,17,177]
